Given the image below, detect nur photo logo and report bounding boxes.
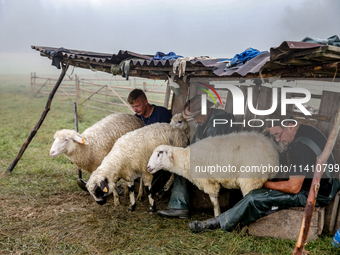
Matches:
[198,83,312,128]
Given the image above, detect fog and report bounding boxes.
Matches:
[0,0,339,76]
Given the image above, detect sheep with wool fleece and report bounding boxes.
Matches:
[161,113,192,191]
[147,131,280,217]
[170,113,190,139]
[50,113,144,173]
[86,122,189,212]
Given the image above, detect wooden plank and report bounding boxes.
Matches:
[87,98,126,107]
[324,191,340,234]
[316,91,340,165]
[287,110,331,122]
[171,78,190,114]
[107,86,134,113]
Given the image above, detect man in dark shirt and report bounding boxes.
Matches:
[127,89,172,125]
[127,88,173,193]
[189,118,339,233]
[158,95,235,218]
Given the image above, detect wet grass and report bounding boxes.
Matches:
[0,75,338,254]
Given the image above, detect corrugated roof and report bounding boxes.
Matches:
[31,46,152,64]
[31,42,340,79]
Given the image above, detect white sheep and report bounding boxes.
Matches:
[50,113,144,173]
[86,123,189,212]
[147,131,279,217]
[170,113,190,138]
[159,113,192,192]
[50,113,145,197]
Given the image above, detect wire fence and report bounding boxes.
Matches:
[30,72,172,113]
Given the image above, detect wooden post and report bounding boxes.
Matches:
[164,80,171,109]
[171,78,190,114]
[5,64,69,174]
[73,102,83,180]
[75,75,80,103]
[105,85,108,111]
[30,73,33,96]
[293,104,340,255]
[73,102,79,133]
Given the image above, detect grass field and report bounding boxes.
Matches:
[0,74,338,254]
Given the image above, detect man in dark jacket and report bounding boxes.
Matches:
[128,89,172,125]
[158,95,235,218]
[128,88,173,193]
[189,117,340,232]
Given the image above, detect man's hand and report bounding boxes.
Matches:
[263,176,305,194]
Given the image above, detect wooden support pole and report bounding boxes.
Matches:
[164,80,171,109]
[293,104,340,255]
[30,72,33,95]
[171,78,190,114]
[5,64,69,174]
[73,102,83,180]
[75,74,80,103]
[73,102,79,133]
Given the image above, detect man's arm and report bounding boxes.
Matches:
[262,176,305,194]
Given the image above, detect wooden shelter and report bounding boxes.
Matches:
[5,41,340,250]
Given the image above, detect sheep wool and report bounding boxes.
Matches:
[147,131,280,217]
[50,113,144,173]
[86,122,189,212]
[170,113,190,139]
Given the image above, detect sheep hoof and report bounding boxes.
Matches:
[136,195,143,201]
[149,204,156,213]
[128,204,136,212]
[114,201,120,207]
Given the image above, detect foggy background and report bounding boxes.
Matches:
[0,0,339,76]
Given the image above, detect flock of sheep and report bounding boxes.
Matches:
[50,111,280,216]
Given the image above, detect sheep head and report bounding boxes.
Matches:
[50,129,88,158]
[147,145,174,174]
[86,177,110,205]
[170,113,189,138]
[262,128,287,153]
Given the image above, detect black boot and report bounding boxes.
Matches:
[157,209,189,219]
[189,217,221,233]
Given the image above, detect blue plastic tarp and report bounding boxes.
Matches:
[150,51,183,61]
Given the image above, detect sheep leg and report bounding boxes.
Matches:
[142,173,156,212]
[163,173,174,192]
[124,184,129,196]
[209,195,221,217]
[127,181,136,211]
[145,184,156,212]
[136,179,144,201]
[112,182,120,207]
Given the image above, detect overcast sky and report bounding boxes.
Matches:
[0,0,339,75]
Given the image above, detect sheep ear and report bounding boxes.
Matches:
[167,150,174,162]
[72,134,88,144]
[100,179,109,197]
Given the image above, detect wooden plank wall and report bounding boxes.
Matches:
[316,91,340,165]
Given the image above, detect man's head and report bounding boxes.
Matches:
[267,117,299,147]
[182,95,214,124]
[128,89,149,116]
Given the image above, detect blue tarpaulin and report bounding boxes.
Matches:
[150,51,183,60]
[220,47,265,69]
